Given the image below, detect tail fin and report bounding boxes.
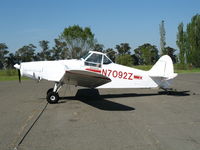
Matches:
[148,55,177,89]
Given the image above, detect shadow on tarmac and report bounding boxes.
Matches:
[60,89,135,111]
[58,89,190,111]
[158,90,190,96]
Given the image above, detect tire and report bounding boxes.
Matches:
[46,92,59,104]
[47,88,53,95]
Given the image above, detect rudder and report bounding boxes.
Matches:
[148,55,177,89]
[148,55,177,79]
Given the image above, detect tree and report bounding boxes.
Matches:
[15,44,36,62]
[186,14,200,67]
[115,43,131,55]
[51,38,68,60]
[134,43,159,65]
[104,48,116,62]
[0,43,9,69]
[176,22,186,65]
[33,52,41,61]
[160,20,166,55]
[115,43,132,66]
[60,25,96,59]
[131,54,139,65]
[5,53,17,69]
[165,46,177,63]
[93,44,104,52]
[38,40,51,60]
[116,54,133,67]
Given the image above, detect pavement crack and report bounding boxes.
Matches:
[13,102,48,150]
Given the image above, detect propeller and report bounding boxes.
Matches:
[14,64,21,83]
[18,69,21,83]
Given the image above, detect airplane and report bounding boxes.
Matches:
[14,51,177,104]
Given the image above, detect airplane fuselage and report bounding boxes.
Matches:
[18,59,158,89]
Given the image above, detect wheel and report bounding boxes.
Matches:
[46,92,59,104]
[47,88,53,95]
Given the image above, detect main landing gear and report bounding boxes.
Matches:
[46,82,63,104]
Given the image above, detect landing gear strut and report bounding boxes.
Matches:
[46,82,63,104]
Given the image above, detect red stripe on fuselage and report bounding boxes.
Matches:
[134,75,142,79]
[85,68,101,73]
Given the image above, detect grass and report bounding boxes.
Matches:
[0,69,28,81]
[134,64,200,73]
[0,66,200,81]
[175,68,200,73]
[133,65,152,71]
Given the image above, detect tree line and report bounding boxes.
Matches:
[177,14,200,68]
[0,26,175,69]
[0,14,199,69]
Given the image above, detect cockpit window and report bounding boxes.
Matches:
[103,55,112,64]
[86,53,102,63]
[81,52,91,60]
[85,53,102,67]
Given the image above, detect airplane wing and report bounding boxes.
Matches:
[62,70,111,88]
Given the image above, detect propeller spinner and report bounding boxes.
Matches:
[14,64,21,83]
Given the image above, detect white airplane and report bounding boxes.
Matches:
[14,51,177,104]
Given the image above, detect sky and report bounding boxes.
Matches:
[0,0,200,53]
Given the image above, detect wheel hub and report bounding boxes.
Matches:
[50,95,56,101]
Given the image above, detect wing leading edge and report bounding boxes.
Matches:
[63,70,111,88]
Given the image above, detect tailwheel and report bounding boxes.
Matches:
[46,92,59,104]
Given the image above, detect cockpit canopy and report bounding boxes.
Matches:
[81,51,113,67]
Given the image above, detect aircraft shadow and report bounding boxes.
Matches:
[59,89,190,111]
[102,90,190,98]
[60,89,135,111]
[158,90,190,96]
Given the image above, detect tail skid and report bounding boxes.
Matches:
[148,55,177,89]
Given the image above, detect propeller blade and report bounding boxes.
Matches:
[18,69,21,83]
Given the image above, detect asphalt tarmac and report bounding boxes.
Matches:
[0,73,200,150]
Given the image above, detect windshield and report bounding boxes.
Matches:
[86,53,102,63]
[84,53,103,68]
[103,55,112,64]
[81,52,91,60]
